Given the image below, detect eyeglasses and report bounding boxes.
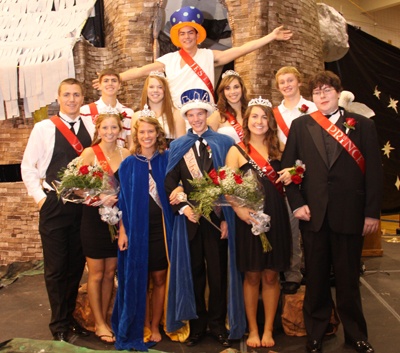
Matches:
[312,87,335,96]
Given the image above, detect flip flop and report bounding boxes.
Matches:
[96,334,115,344]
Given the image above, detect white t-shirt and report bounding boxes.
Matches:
[156,48,215,108]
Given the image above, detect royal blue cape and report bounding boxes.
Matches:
[165,128,246,339]
[112,151,173,351]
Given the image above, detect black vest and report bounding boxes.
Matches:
[45,120,92,185]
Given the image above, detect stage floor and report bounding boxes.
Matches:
[1,231,400,353]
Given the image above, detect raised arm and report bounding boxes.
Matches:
[213,26,292,67]
[119,61,165,82]
[92,61,165,89]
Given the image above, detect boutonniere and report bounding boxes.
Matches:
[289,160,306,184]
[298,104,309,114]
[343,117,357,134]
[119,111,128,120]
[206,145,212,158]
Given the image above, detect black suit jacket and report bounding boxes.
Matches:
[281,109,382,234]
[164,145,220,240]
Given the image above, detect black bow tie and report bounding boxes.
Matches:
[325,109,339,119]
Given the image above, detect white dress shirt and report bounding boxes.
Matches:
[21,113,95,203]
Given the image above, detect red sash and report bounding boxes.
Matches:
[225,111,244,141]
[179,49,215,98]
[238,142,284,195]
[92,144,113,175]
[273,107,289,138]
[310,111,365,174]
[50,116,84,155]
[89,103,99,124]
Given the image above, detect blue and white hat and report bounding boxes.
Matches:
[169,6,207,47]
[179,89,215,118]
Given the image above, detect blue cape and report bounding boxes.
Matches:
[165,128,246,339]
[112,151,173,351]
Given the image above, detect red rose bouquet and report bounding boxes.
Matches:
[55,157,121,241]
[188,166,272,252]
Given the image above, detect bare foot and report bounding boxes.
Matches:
[261,330,275,347]
[246,330,261,348]
[150,328,162,342]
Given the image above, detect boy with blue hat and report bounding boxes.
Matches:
[164,88,245,347]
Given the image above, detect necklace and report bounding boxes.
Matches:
[104,146,118,161]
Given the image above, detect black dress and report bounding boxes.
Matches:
[80,170,119,259]
[236,162,291,272]
[148,190,168,272]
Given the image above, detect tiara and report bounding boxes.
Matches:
[100,105,120,115]
[222,70,240,79]
[248,96,272,108]
[149,71,166,78]
[138,104,156,118]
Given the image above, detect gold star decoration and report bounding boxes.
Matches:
[395,176,400,191]
[373,86,381,99]
[388,97,398,113]
[382,141,395,158]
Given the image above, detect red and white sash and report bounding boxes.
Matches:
[310,111,365,174]
[179,49,215,98]
[50,116,84,155]
[183,148,203,179]
[88,103,99,124]
[92,144,113,175]
[225,111,244,141]
[273,107,290,138]
[237,142,284,196]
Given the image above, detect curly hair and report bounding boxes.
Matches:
[242,104,282,161]
[131,116,167,155]
[139,75,177,137]
[216,74,249,123]
[91,113,122,146]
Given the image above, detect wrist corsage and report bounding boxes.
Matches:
[289,160,306,184]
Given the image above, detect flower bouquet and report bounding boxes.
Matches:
[189,166,272,252]
[54,157,121,241]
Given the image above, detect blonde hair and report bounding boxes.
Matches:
[131,116,167,155]
[275,66,303,89]
[91,113,122,146]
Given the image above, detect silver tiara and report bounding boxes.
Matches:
[101,105,120,115]
[248,96,272,108]
[149,71,166,78]
[138,104,156,118]
[222,70,240,79]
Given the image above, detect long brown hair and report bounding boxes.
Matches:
[91,113,122,146]
[216,74,249,123]
[139,75,176,137]
[242,104,282,161]
[131,116,167,155]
